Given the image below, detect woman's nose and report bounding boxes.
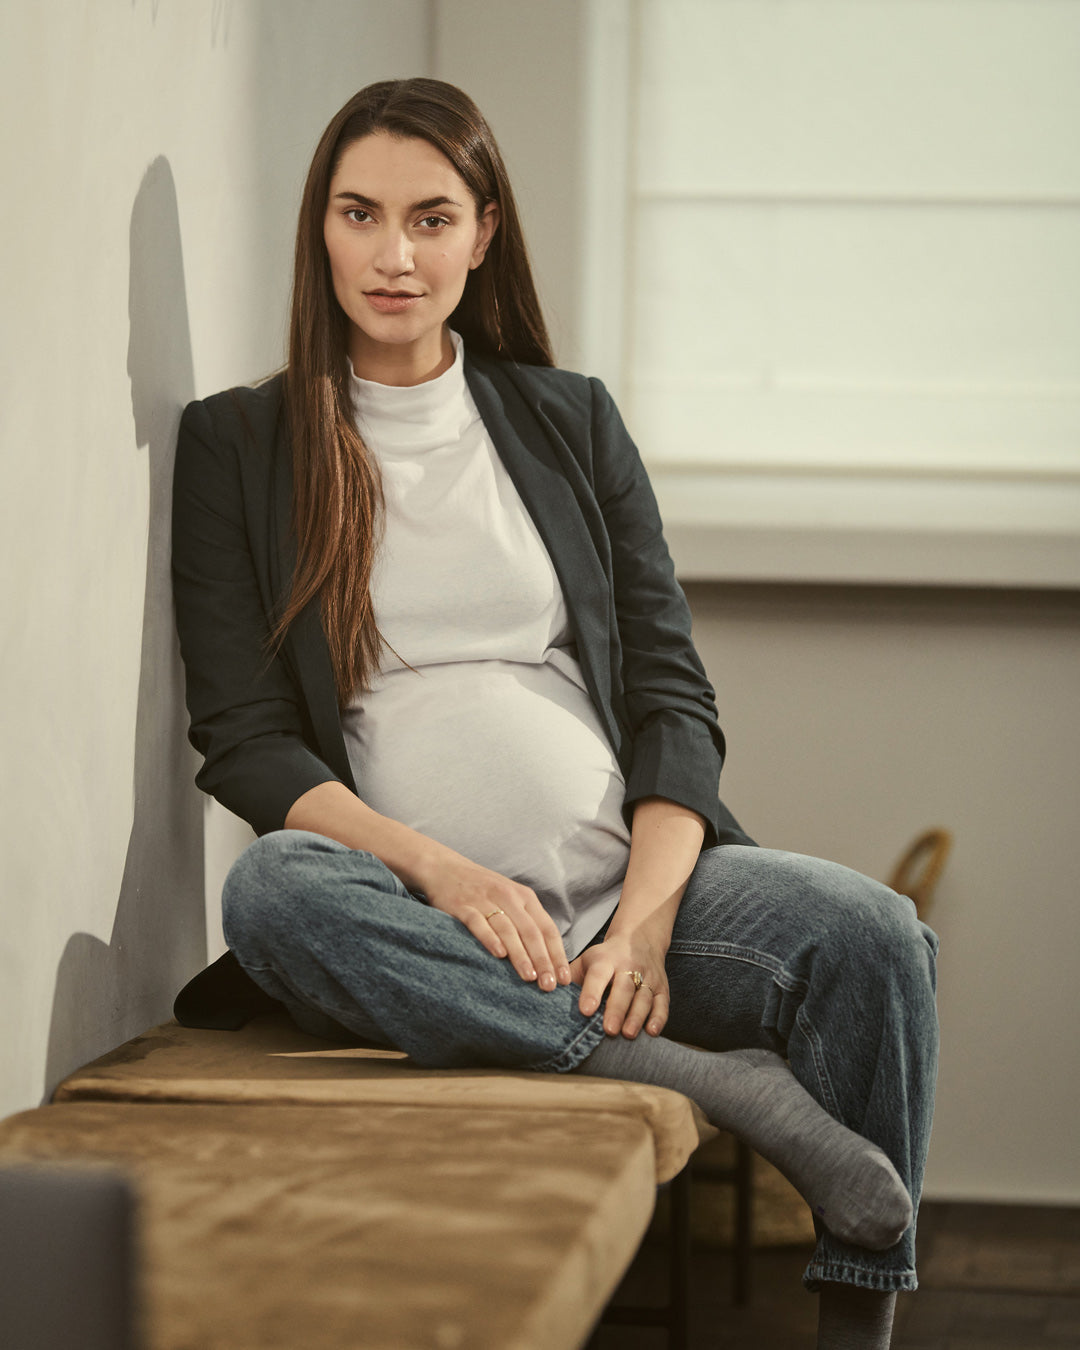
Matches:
[375,230,414,276]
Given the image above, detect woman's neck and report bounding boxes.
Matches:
[347,326,454,387]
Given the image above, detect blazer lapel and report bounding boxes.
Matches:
[464,356,619,755]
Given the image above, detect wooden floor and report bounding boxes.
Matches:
[590,1201,1080,1349]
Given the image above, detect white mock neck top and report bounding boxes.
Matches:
[340,332,629,959]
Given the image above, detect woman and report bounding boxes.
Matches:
[172,78,938,1348]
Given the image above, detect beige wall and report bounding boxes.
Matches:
[432,0,589,369]
[684,583,1080,1203]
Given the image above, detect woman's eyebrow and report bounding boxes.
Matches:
[332,191,464,211]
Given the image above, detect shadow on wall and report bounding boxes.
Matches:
[45,157,206,1099]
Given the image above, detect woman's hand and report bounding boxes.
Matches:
[284,783,571,991]
[569,929,670,1038]
[422,855,572,992]
[568,797,703,1038]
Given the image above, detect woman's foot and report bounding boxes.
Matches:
[578,1036,912,1250]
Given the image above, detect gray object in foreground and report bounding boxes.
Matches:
[0,1162,138,1350]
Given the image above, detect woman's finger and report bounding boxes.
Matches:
[621,982,661,1039]
[485,884,569,989]
[646,989,670,1037]
[602,969,641,1037]
[460,894,569,992]
[529,904,572,984]
[488,911,542,984]
[510,904,566,991]
[578,958,615,1017]
[461,909,509,960]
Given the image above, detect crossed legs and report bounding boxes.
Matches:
[224,832,938,1340]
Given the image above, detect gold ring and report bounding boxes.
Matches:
[623,969,644,990]
[484,908,505,920]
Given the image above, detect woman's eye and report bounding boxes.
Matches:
[419,215,449,230]
[345,208,371,224]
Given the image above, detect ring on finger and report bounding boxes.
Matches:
[484,908,505,920]
[622,969,644,991]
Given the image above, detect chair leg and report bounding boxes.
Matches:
[733,1138,753,1306]
[668,1162,691,1349]
[688,1137,756,1307]
[597,1164,692,1349]
[595,1144,752,1343]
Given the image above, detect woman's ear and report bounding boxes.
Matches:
[470,201,500,268]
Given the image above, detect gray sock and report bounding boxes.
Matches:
[817,1285,897,1350]
[578,1035,912,1251]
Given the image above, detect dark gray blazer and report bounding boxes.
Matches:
[172,351,752,853]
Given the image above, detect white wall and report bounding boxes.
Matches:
[0,0,428,1119]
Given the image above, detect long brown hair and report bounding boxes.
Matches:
[273,78,553,704]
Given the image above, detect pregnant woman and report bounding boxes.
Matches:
[173,77,939,1349]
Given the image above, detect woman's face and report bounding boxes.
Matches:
[323,131,498,384]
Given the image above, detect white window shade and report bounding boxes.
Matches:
[584,0,1080,585]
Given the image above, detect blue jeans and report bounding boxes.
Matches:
[223,832,939,1294]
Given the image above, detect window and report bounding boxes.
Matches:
[583,0,1080,585]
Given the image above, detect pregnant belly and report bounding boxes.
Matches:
[341,657,631,902]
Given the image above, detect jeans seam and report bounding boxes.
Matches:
[793,1003,843,1120]
[667,940,843,1119]
[667,940,786,975]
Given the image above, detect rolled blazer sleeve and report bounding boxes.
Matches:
[171,395,342,835]
[585,378,730,845]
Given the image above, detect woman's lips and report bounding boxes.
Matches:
[364,292,422,313]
